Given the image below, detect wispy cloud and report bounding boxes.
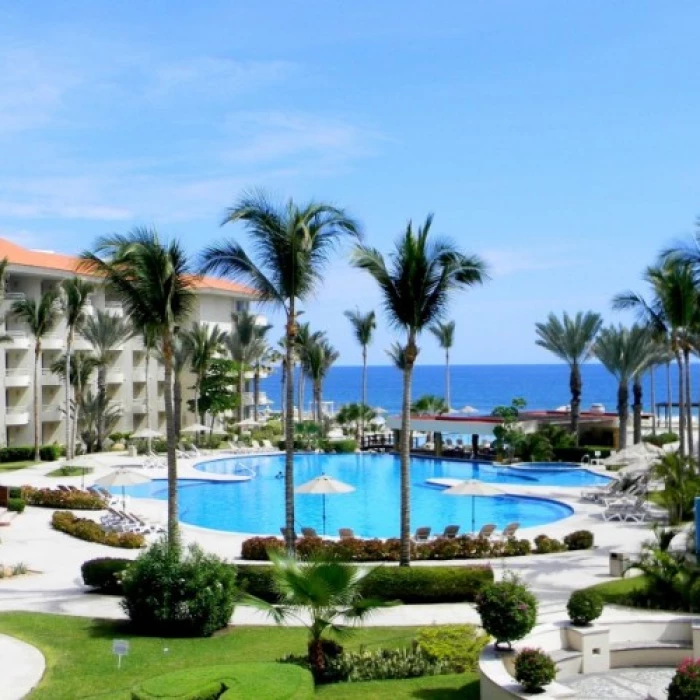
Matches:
[482,248,574,277]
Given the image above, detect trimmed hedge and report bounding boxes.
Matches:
[131,664,314,700]
[81,557,132,594]
[643,432,679,447]
[7,498,25,513]
[241,530,593,562]
[52,512,144,548]
[318,439,357,453]
[238,563,493,605]
[0,445,62,462]
[23,486,105,510]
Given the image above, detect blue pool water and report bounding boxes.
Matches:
[118,454,599,537]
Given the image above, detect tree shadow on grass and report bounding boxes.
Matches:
[86,617,137,639]
[411,678,480,699]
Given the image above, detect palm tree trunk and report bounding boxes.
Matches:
[33,342,41,461]
[569,362,582,443]
[145,349,152,454]
[618,382,629,450]
[684,348,694,456]
[361,345,368,443]
[96,365,106,452]
[315,381,322,432]
[280,359,286,434]
[650,367,656,436]
[253,365,260,423]
[197,373,206,425]
[298,367,304,423]
[162,331,179,551]
[666,361,672,432]
[632,377,642,444]
[445,348,451,410]
[173,373,182,436]
[677,352,686,457]
[400,334,417,567]
[65,331,73,459]
[284,318,296,553]
[238,364,245,424]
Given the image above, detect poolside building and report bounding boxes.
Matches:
[0,238,264,446]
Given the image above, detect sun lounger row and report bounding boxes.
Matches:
[602,496,668,523]
[283,522,520,541]
[100,507,165,535]
[226,439,277,454]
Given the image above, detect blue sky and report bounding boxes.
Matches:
[2,1,700,364]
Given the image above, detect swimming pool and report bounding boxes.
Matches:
[118,454,587,537]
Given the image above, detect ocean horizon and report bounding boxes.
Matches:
[260,363,693,417]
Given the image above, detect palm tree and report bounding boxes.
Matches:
[60,277,95,459]
[79,390,122,453]
[182,322,225,425]
[245,551,390,676]
[534,311,603,441]
[352,214,487,565]
[614,261,698,456]
[335,403,377,441]
[295,323,324,423]
[172,337,191,436]
[11,290,61,460]
[200,191,361,552]
[344,309,376,439]
[81,228,195,548]
[254,341,279,423]
[411,394,449,415]
[80,310,132,452]
[300,337,339,428]
[594,325,655,449]
[429,320,456,410]
[141,325,158,453]
[651,452,700,524]
[227,310,266,424]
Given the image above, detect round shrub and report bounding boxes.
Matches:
[7,498,25,513]
[476,573,537,649]
[567,589,604,626]
[563,530,594,551]
[668,658,700,700]
[121,540,236,637]
[81,557,131,594]
[533,535,566,554]
[514,648,556,693]
[416,624,490,672]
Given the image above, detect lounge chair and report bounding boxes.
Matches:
[413,526,431,542]
[57,485,72,493]
[301,527,319,538]
[470,523,496,540]
[262,439,275,451]
[440,524,460,539]
[339,528,355,540]
[498,522,520,540]
[581,479,622,503]
[603,496,667,523]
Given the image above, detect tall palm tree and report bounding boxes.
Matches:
[254,341,279,423]
[614,261,698,456]
[295,323,324,422]
[352,214,487,565]
[343,308,376,439]
[200,191,361,552]
[182,322,225,425]
[172,337,191,436]
[141,325,158,453]
[11,290,61,460]
[429,320,456,410]
[534,311,603,441]
[80,310,133,452]
[60,277,95,458]
[412,394,449,415]
[594,325,655,449]
[81,228,195,549]
[301,337,339,428]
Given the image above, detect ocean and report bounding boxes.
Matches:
[260,363,693,417]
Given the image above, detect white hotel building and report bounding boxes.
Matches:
[0,238,265,447]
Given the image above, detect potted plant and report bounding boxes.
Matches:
[567,589,604,627]
[514,648,556,693]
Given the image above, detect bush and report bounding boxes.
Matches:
[318,439,357,453]
[668,658,700,700]
[237,564,279,602]
[81,557,132,594]
[476,573,538,648]
[0,445,63,463]
[8,487,22,499]
[131,663,314,700]
[567,589,604,626]
[52,512,144,548]
[121,541,236,637]
[534,534,566,554]
[514,648,556,693]
[564,530,594,551]
[644,432,679,447]
[39,444,61,461]
[23,486,105,510]
[7,498,25,513]
[415,624,490,672]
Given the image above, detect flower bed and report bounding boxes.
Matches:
[52,512,144,548]
[241,530,593,562]
[23,486,105,510]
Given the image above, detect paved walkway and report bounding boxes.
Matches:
[0,634,45,700]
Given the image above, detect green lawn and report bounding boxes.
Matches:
[0,460,37,472]
[580,575,648,605]
[45,466,94,478]
[0,613,479,700]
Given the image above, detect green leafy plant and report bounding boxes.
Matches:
[81,558,132,594]
[644,432,679,447]
[652,452,700,524]
[121,540,236,637]
[668,658,700,700]
[415,624,490,672]
[563,530,594,550]
[7,498,25,513]
[476,573,538,649]
[533,534,566,554]
[52,512,144,548]
[514,648,556,693]
[24,486,105,510]
[567,589,604,626]
[318,438,357,453]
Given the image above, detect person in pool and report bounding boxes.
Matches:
[275,471,284,479]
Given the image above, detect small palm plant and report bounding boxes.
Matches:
[244,552,392,676]
[429,320,455,409]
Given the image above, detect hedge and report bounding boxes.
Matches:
[552,446,611,462]
[7,498,25,513]
[131,664,314,700]
[0,445,62,462]
[81,557,133,594]
[240,531,593,562]
[643,432,679,447]
[23,486,105,510]
[237,563,494,605]
[52,512,144,548]
[318,439,357,453]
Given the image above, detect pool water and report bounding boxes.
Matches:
[118,454,592,537]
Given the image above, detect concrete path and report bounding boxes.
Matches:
[0,633,45,700]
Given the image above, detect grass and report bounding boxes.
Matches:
[45,466,94,478]
[579,575,648,605]
[0,460,37,472]
[0,613,479,700]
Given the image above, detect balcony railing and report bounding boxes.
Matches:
[41,368,63,385]
[104,301,124,318]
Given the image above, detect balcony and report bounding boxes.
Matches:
[132,368,147,383]
[104,301,124,318]
[156,367,165,381]
[106,369,125,384]
[5,368,31,388]
[132,400,148,414]
[42,334,65,351]
[41,405,62,422]
[73,336,93,351]
[6,406,30,426]
[3,330,30,350]
[108,401,124,414]
[3,292,26,305]
[41,368,63,386]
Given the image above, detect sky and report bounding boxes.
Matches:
[2,1,700,365]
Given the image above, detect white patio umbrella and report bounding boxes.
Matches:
[131,428,163,439]
[95,468,151,510]
[235,418,259,428]
[181,423,210,433]
[295,474,355,535]
[442,479,503,533]
[374,407,388,414]
[459,405,479,415]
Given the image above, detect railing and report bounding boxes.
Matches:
[3,292,26,301]
[6,368,30,376]
[6,405,30,414]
